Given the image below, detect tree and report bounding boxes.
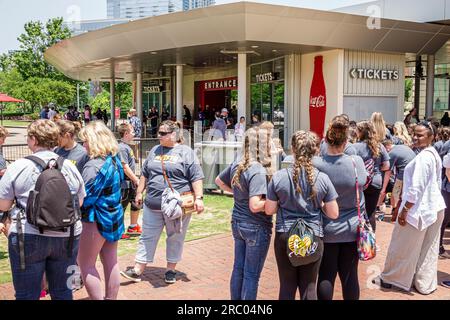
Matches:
[89,90,111,113]
[14,18,71,81]
[405,79,413,102]
[14,77,75,112]
[101,82,132,111]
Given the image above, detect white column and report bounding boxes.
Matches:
[426,54,435,119]
[136,73,143,120]
[238,53,247,122]
[176,65,183,123]
[110,78,115,132]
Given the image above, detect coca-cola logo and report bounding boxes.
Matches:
[310,95,325,108]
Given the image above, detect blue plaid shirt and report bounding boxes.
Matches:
[129,116,142,138]
[81,155,125,242]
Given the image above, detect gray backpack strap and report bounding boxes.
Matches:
[25,155,48,170]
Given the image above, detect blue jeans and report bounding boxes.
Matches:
[230,220,272,300]
[8,233,80,300]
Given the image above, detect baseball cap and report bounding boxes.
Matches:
[221,108,228,113]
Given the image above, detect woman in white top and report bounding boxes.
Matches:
[234,116,246,142]
[378,121,446,294]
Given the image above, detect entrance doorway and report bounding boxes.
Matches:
[194,77,238,127]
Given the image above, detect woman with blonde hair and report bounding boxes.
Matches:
[393,121,412,146]
[215,127,274,300]
[265,131,339,300]
[354,121,390,232]
[370,112,392,142]
[77,121,125,300]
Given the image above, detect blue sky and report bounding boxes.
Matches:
[0,0,373,54]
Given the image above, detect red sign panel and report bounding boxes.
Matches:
[309,56,327,140]
[115,107,120,118]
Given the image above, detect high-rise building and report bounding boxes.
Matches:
[107,0,214,19]
[183,0,215,11]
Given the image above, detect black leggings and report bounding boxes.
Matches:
[317,242,360,300]
[274,232,322,300]
[364,185,381,232]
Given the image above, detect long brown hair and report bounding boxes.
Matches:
[291,130,318,202]
[357,121,380,158]
[231,127,274,190]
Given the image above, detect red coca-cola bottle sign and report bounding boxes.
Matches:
[309,55,327,139]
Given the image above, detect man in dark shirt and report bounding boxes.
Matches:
[149,106,159,136]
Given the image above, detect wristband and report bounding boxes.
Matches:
[195,196,203,200]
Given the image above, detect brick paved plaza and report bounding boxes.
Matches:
[1,218,449,300]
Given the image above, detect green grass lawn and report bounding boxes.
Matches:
[1,120,32,127]
[0,193,234,284]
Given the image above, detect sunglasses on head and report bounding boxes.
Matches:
[158,131,171,137]
[419,121,435,136]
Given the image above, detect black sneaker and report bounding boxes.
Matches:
[120,267,142,282]
[441,280,450,289]
[372,277,392,289]
[164,270,177,284]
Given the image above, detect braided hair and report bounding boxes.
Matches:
[291,130,318,203]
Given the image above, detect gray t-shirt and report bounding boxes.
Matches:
[218,162,272,229]
[388,145,416,181]
[313,154,367,243]
[82,158,106,185]
[211,118,227,140]
[55,143,90,174]
[0,150,85,237]
[119,142,136,174]
[353,142,390,189]
[439,140,450,159]
[319,141,357,157]
[267,167,338,236]
[142,144,204,210]
[0,151,6,171]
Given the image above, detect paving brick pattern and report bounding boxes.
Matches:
[1,219,449,300]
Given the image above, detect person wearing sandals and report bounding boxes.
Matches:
[313,116,368,300]
[215,127,274,300]
[265,130,339,300]
[377,121,446,294]
[120,120,204,284]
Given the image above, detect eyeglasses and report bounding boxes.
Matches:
[158,131,171,137]
[419,121,435,136]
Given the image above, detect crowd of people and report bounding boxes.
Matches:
[0,106,449,301]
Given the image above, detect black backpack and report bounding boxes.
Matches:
[16,156,80,270]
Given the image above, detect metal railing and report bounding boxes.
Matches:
[1,144,31,164]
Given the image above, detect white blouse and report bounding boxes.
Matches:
[399,147,446,231]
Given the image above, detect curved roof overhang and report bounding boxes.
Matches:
[44,1,450,82]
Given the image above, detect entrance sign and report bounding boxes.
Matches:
[309,55,327,139]
[203,77,237,91]
[350,68,399,80]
